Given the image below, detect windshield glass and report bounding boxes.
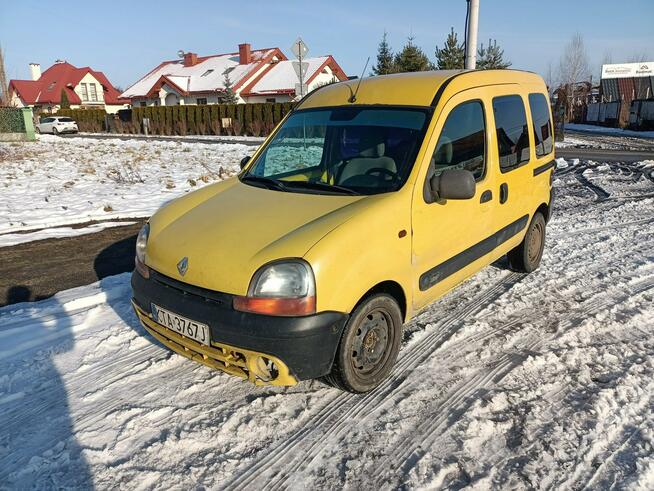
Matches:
[242,106,431,195]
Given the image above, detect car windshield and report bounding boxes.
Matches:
[241,106,431,195]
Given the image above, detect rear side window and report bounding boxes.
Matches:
[493,95,531,171]
[528,93,553,157]
[430,100,485,180]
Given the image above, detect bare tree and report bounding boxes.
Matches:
[559,33,590,121]
[628,52,650,63]
[544,61,557,97]
[0,44,8,106]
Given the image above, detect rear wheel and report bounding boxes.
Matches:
[323,294,402,393]
[508,212,546,273]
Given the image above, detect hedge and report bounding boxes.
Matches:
[44,102,296,136]
[0,107,26,133]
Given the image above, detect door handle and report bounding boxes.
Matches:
[480,190,493,203]
[500,183,509,204]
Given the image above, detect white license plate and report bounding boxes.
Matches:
[151,304,210,346]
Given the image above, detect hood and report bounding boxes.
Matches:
[146,177,365,294]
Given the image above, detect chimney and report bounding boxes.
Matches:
[29,63,41,81]
[183,52,198,67]
[239,43,252,65]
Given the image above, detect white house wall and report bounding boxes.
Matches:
[74,72,105,105]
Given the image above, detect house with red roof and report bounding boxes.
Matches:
[121,43,347,106]
[8,60,130,114]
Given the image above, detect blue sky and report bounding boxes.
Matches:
[1,0,653,89]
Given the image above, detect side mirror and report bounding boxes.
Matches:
[240,155,251,170]
[428,169,476,202]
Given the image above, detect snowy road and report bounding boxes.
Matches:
[1,158,654,489]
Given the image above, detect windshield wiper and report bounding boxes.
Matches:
[240,175,287,191]
[281,180,361,196]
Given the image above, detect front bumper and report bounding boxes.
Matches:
[131,269,348,385]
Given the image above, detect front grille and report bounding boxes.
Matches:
[150,269,233,307]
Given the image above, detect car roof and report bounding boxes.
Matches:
[298,69,546,109]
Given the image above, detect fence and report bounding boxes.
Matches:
[0,107,36,141]
[47,102,296,137]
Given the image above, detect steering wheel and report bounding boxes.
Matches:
[365,167,400,183]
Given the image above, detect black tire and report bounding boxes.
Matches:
[35,127,41,134]
[52,127,59,135]
[323,294,402,393]
[508,212,546,273]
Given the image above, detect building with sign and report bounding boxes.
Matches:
[121,43,347,106]
[600,62,654,102]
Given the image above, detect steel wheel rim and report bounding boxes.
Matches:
[350,309,392,376]
[527,221,544,263]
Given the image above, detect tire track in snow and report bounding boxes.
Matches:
[225,272,523,490]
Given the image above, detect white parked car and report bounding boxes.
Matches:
[37,117,79,135]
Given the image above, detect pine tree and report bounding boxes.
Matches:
[394,36,432,73]
[222,68,238,104]
[372,31,396,75]
[435,28,465,70]
[60,89,70,109]
[477,39,511,70]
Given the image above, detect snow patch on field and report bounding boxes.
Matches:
[0,135,251,235]
[0,221,136,247]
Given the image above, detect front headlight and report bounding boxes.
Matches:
[135,223,150,263]
[234,260,316,316]
[135,223,150,278]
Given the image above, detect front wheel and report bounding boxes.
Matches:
[323,294,402,393]
[508,212,546,273]
[52,127,59,135]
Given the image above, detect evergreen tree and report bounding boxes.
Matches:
[372,31,396,75]
[60,89,70,109]
[394,36,432,73]
[435,28,465,70]
[222,68,238,104]
[477,39,511,70]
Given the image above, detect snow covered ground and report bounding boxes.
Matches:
[1,156,653,489]
[0,135,249,242]
[556,131,654,151]
[566,123,654,140]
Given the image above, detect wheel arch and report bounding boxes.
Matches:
[536,201,551,223]
[354,280,408,322]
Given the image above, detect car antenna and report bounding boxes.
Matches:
[348,57,370,103]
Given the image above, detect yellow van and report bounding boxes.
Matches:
[131,69,555,393]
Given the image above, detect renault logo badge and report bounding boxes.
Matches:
[177,257,189,276]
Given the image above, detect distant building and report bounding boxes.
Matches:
[600,62,654,102]
[121,43,347,106]
[8,60,129,113]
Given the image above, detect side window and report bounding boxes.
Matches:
[528,93,553,157]
[430,100,485,180]
[493,95,531,171]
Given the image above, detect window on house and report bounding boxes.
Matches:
[89,84,98,102]
[80,83,89,101]
[139,101,147,107]
[429,100,486,180]
[528,93,553,157]
[266,98,276,103]
[493,95,531,171]
[196,98,207,105]
[201,69,214,77]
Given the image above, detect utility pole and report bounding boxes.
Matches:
[465,0,480,70]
